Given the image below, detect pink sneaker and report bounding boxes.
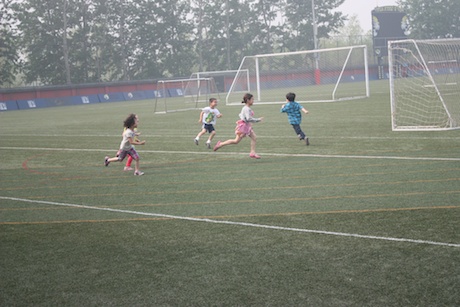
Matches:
[249,153,261,159]
[213,141,222,151]
[124,166,133,171]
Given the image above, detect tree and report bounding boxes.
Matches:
[8,0,349,85]
[14,0,76,85]
[283,0,346,52]
[400,0,460,39]
[12,0,197,84]
[247,0,284,55]
[338,14,363,45]
[328,14,372,48]
[190,0,255,72]
[99,0,137,81]
[0,0,19,87]
[151,0,195,77]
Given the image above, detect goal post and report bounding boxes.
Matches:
[226,45,369,105]
[154,77,218,114]
[189,69,249,94]
[388,38,460,131]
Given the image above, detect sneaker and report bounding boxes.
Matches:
[305,138,310,146]
[134,171,144,176]
[206,142,211,149]
[124,166,133,171]
[249,153,261,159]
[104,156,110,167]
[194,138,199,145]
[213,141,221,151]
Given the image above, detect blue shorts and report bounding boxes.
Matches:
[202,124,215,133]
[117,147,139,161]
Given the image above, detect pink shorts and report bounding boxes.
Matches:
[235,120,253,136]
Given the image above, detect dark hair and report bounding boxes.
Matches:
[123,113,137,128]
[286,92,296,102]
[209,97,217,103]
[242,93,253,104]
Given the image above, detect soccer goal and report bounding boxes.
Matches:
[226,45,369,105]
[389,38,460,131]
[189,70,249,93]
[154,77,218,114]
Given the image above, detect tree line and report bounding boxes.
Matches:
[0,0,458,87]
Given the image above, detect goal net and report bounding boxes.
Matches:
[389,38,460,131]
[189,70,249,94]
[154,78,219,114]
[226,45,369,105]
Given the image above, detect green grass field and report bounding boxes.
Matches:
[1,80,459,306]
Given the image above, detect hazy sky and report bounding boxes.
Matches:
[336,0,399,32]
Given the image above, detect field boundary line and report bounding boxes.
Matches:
[1,196,459,248]
[1,146,460,161]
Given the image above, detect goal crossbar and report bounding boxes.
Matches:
[226,45,369,105]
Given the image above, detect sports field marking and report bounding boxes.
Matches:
[1,196,459,248]
[2,146,460,161]
[1,133,460,141]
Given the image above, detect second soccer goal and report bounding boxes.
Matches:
[389,38,460,131]
[226,45,369,105]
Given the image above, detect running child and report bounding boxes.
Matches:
[281,92,310,145]
[194,98,222,149]
[105,113,146,176]
[124,114,141,171]
[213,93,263,159]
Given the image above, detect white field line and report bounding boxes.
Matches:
[1,196,459,248]
[1,133,460,140]
[1,146,460,161]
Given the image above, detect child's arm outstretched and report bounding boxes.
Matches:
[301,107,309,114]
[129,137,146,145]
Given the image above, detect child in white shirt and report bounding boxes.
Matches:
[105,113,146,175]
[194,98,222,149]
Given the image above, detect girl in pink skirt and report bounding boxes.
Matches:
[213,93,263,158]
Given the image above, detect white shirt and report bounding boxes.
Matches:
[202,107,221,125]
[239,105,261,123]
[120,128,135,151]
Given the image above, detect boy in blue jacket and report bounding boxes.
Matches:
[280,92,310,145]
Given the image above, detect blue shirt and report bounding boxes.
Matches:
[281,101,303,125]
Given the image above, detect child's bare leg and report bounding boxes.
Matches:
[195,128,206,145]
[135,158,140,172]
[249,131,257,155]
[105,156,120,167]
[220,134,243,147]
[214,134,244,151]
[207,131,216,142]
[195,129,206,139]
